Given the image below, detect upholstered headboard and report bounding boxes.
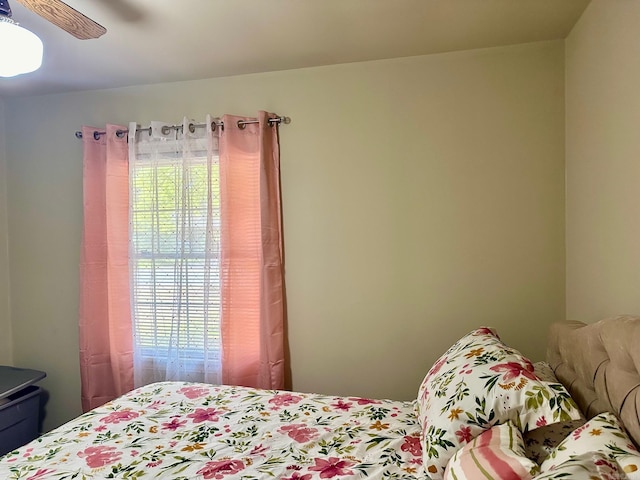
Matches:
[547,315,640,447]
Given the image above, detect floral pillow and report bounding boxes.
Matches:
[524,362,587,464]
[523,420,586,464]
[417,327,583,479]
[445,421,539,480]
[534,451,627,479]
[540,412,640,478]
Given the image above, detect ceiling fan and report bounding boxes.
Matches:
[0,0,106,40]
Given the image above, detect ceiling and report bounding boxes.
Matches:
[0,0,590,98]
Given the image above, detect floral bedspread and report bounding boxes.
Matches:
[0,382,425,479]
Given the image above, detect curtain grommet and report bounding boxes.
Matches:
[93,131,101,140]
[237,120,246,130]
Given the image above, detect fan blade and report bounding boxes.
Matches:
[15,0,106,39]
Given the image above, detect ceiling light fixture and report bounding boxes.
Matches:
[0,3,43,78]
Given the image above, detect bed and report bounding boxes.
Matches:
[0,316,638,479]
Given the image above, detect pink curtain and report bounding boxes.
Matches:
[219,111,285,389]
[79,125,134,411]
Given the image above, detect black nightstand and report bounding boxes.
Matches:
[0,366,46,457]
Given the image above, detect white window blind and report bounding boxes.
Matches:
[129,123,221,386]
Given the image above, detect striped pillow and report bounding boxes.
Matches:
[445,421,539,480]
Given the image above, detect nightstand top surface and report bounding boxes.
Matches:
[0,366,46,400]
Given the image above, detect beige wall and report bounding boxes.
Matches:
[565,1,640,321]
[0,98,12,365]
[4,41,565,431]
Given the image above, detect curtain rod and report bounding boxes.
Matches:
[74,115,291,140]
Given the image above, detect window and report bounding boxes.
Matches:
[129,135,221,385]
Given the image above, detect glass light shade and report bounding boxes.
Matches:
[0,17,43,77]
